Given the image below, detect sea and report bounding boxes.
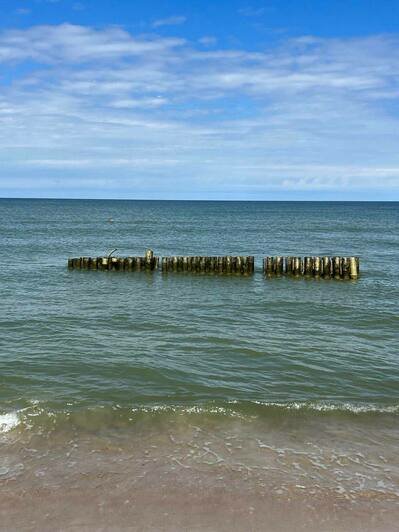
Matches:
[0,199,398,531]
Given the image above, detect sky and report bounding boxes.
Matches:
[1,0,399,200]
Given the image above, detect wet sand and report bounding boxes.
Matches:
[1,411,399,531]
[1,475,397,531]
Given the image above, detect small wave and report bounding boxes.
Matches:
[0,412,20,433]
[249,400,399,414]
[129,404,244,417]
[1,399,398,436]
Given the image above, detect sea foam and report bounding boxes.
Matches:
[0,412,20,433]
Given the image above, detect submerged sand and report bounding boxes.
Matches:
[1,409,399,531]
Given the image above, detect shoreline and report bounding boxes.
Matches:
[1,406,399,531]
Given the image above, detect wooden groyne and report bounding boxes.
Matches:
[68,250,359,279]
[263,256,359,279]
[68,249,159,271]
[161,256,254,275]
[68,252,254,275]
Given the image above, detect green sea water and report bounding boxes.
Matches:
[0,199,398,429]
[1,199,399,530]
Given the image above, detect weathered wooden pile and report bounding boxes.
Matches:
[68,250,360,279]
[161,256,254,274]
[264,256,359,279]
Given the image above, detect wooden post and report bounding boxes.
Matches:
[72,257,81,269]
[303,257,312,276]
[182,256,187,271]
[322,256,331,277]
[241,256,247,275]
[171,256,177,272]
[68,258,74,269]
[264,257,273,275]
[349,256,358,279]
[124,257,132,271]
[247,256,254,274]
[313,256,321,277]
[275,256,283,275]
[145,249,154,269]
[219,256,224,274]
[286,256,293,275]
[218,256,224,274]
[225,256,232,274]
[88,257,98,270]
[341,257,349,278]
[100,257,109,270]
[332,256,341,279]
[109,257,117,271]
[292,257,300,276]
[236,256,242,274]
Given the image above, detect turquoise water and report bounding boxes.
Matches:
[0,199,398,420]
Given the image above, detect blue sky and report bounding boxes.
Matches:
[1,0,399,199]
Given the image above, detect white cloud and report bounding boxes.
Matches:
[109,97,168,109]
[0,24,398,197]
[15,8,31,15]
[238,7,267,17]
[0,24,184,63]
[198,36,217,46]
[152,16,187,28]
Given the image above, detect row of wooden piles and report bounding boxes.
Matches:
[68,251,360,279]
[161,256,254,274]
[67,250,158,271]
[68,254,254,275]
[264,256,359,279]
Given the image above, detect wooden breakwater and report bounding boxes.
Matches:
[68,251,254,275]
[68,249,158,271]
[161,256,254,274]
[68,250,360,279]
[263,256,359,279]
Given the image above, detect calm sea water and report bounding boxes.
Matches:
[1,199,398,414]
[1,199,399,530]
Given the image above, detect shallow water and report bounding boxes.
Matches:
[1,199,398,530]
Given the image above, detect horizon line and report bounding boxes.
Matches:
[1,196,398,203]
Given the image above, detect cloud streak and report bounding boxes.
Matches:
[152,16,187,28]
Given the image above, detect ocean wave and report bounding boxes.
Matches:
[1,399,398,436]
[249,400,399,414]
